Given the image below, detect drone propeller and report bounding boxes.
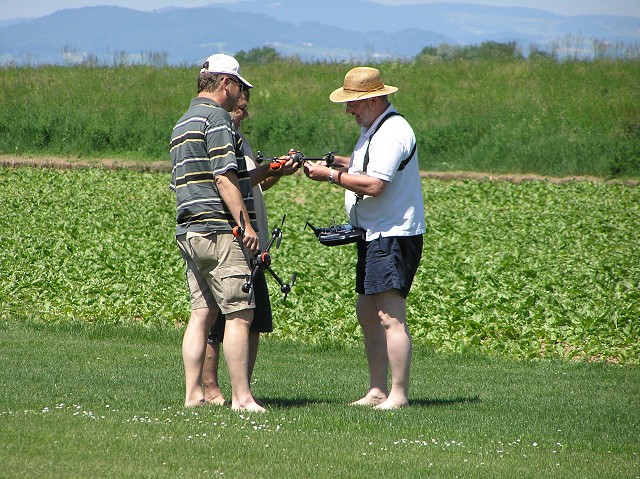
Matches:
[247,286,255,305]
[274,214,286,249]
[280,272,297,301]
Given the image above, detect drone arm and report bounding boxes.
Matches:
[264,266,296,302]
[263,234,278,254]
[264,266,286,288]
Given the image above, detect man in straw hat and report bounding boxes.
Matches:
[304,66,425,409]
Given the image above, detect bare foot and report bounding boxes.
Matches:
[184,398,206,408]
[350,393,387,407]
[232,400,268,413]
[205,396,226,406]
[204,392,226,406]
[374,398,409,410]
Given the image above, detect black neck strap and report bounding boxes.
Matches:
[362,111,416,174]
[356,111,416,204]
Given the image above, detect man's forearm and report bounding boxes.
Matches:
[216,170,260,253]
[248,163,273,188]
[332,155,351,169]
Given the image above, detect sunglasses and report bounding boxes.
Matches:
[228,76,245,93]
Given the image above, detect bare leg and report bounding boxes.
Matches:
[351,294,389,406]
[248,331,260,380]
[374,290,411,410]
[247,331,264,407]
[182,307,216,407]
[202,327,261,406]
[202,341,226,405]
[223,309,267,412]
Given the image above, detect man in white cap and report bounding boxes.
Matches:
[202,88,300,406]
[170,53,288,412]
[304,66,425,409]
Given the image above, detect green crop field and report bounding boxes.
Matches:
[1,166,637,363]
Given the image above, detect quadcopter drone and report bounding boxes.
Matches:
[255,149,337,171]
[233,213,297,304]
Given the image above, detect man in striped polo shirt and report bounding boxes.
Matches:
[170,54,266,412]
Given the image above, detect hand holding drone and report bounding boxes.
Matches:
[255,149,337,171]
[233,212,297,304]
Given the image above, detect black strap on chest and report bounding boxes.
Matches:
[362,112,417,174]
[356,112,417,203]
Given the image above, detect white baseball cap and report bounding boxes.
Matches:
[200,53,253,89]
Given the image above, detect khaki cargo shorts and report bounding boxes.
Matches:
[176,231,254,315]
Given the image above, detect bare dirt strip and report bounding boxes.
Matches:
[1,155,637,186]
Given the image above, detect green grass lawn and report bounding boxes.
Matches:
[1,321,638,479]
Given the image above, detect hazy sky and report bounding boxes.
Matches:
[2,0,639,21]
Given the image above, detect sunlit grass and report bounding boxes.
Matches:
[0,321,638,478]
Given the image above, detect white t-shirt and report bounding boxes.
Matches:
[345,104,425,241]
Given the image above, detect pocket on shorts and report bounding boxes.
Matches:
[187,234,217,271]
[219,270,252,311]
[374,236,394,256]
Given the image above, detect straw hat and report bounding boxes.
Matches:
[329,67,398,103]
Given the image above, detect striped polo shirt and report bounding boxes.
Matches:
[169,97,255,236]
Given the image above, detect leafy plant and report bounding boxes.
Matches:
[1,166,638,363]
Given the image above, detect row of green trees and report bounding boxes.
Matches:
[55,36,640,69]
[416,37,640,63]
[203,39,640,66]
[61,45,170,68]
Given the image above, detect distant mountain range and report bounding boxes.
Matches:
[0,0,638,65]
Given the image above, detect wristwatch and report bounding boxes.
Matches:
[327,169,335,184]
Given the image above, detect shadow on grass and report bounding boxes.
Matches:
[410,394,480,407]
[261,395,480,408]
[262,397,332,408]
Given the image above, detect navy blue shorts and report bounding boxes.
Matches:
[207,269,273,343]
[356,235,423,298]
